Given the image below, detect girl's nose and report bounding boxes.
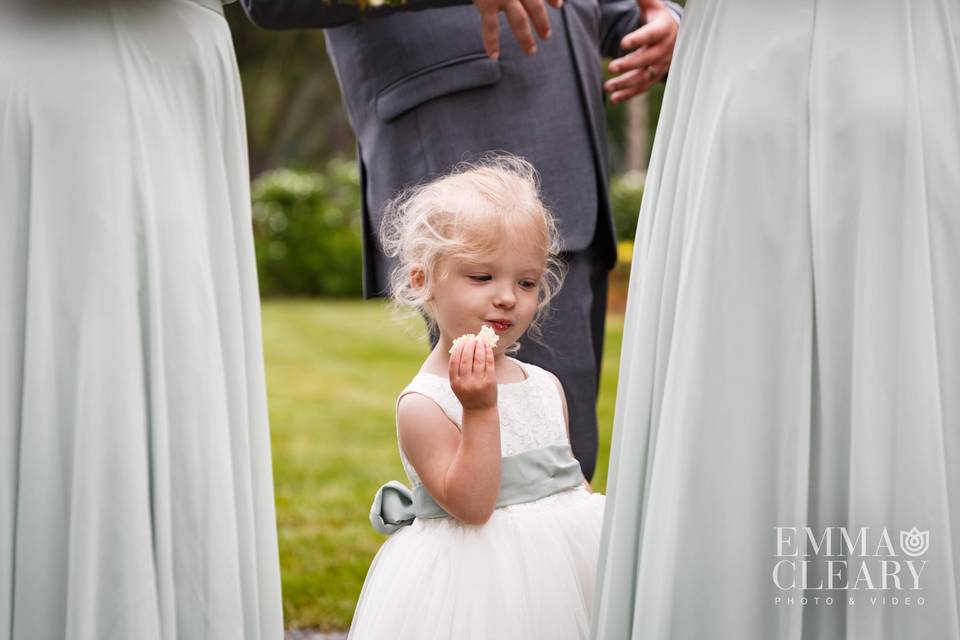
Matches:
[493,286,516,309]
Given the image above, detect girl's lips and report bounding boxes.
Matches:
[488,320,512,333]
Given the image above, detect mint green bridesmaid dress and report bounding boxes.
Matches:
[593,1,960,638]
[0,1,283,638]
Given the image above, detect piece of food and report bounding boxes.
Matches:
[449,324,500,354]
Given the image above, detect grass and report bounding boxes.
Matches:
[263,299,624,631]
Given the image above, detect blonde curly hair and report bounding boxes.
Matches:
[379,153,566,348]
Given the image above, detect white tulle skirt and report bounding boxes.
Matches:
[349,487,606,640]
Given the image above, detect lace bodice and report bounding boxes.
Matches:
[395,358,570,487]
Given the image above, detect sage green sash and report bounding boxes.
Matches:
[370,444,583,534]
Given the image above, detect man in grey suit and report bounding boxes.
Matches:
[242,0,680,482]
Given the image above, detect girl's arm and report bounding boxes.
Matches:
[398,340,502,525]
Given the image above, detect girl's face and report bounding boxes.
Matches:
[428,241,545,356]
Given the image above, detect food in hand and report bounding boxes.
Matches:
[449,324,500,354]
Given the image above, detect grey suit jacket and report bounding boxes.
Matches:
[244,0,678,298]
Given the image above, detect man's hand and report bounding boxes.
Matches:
[473,0,563,60]
[604,0,678,103]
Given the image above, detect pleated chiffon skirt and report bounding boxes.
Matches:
[0,1,283,638]
[593,1,960,638]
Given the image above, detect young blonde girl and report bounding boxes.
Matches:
[348,155,606,640]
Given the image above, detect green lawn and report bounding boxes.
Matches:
[263,299,624,631]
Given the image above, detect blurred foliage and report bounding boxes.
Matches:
[225,7,355,176]
[610,171,645,242]
[252,162,364,297]
[605,83,666,176]
[251,163,644,298]
[608,240,634,313]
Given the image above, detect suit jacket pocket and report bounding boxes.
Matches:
[375,54,501,121]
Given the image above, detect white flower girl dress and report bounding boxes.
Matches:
[350,358,605,639]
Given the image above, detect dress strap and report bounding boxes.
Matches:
[398,373,463,430]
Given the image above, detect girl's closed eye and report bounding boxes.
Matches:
[468,274,492,282]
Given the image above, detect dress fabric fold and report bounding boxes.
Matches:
[593,1,960,638]
[0,1,283,638]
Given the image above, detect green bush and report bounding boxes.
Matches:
[252,161,364,297]
[610,172,645,242]
[251,165,644,296]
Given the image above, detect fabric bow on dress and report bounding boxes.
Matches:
[369,480,416,534]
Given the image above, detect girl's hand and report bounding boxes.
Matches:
[449,339,497,412]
